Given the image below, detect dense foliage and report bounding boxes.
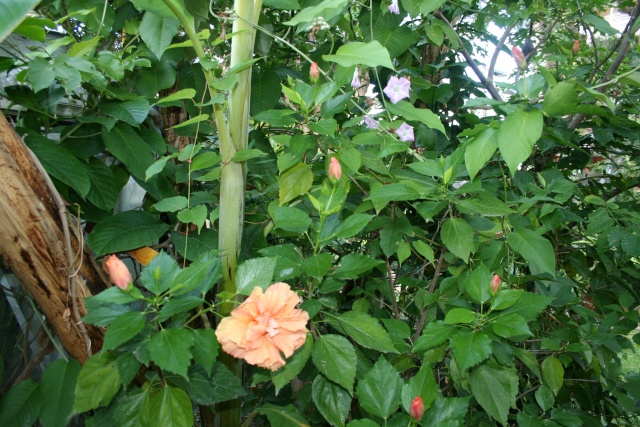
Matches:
[1,0,640,426]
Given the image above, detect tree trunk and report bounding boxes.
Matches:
[0,111,107,363]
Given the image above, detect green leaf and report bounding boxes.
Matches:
[492,313,532,341]
[172,113,210,129]
[470,362,518,426]
[100,98,150,127]
[130,0,184,18]
[333,214,374,239]
[541,356,564,396]
[450,330,492,370]
[135,61,176,98]
[412,321,454,352]
[333,253,383,280]
[236,257,278,295]
[387,101,445,134]
[337,311,397,353]
[155,88,196,106]
[498,109,543,176]
[39,359,81,427]
[258,404,310,427]
[116,353,140,389]
[455,195,513,217]
[440,218,474,261]
[146,153,178,181]
[273,206,312,233]
[173,228,218,261]
[284,0,347,27]
[231,148,267,162]
[140,251,180,295]
[273,337,313,395]
[506,229,556,276]
[535,385,555,411]
[251,69,282,116]
[191,329,219,375]
[85,158,119,212]
[0,0,42,43]
[622,234,640,256]
[363,11,417,59]
[171,251,221,296]
[187,364,246,405]
[464,127,498,180]
[254,109,299,126]
[142,385,193,427]
[154,196,188,212]
[312,334,356,394]
[422,396,470,427]
[27,57,55,92]
[74,352,121,413]
[501,292,553,321]
[139,12,180,59]
[490,289,523,311]
[87,211,169,257]
[25,135,91,197]
[177,204,208,232]
[542,81,577,116]
[0,379,40,427]
[324,41,395,70]
[148,329,194,378]
[312,375,351,427]
[444,308,477,324]
[102,123,155,180]
[103,311,146,351]
[279,162,314,205]
[302,253,333,278]
[309,119,338,136]
[401,364,437,414]
[464,263,492,304]
[157,296,202,322]
[356,357,403,419]
[413,240,435,262]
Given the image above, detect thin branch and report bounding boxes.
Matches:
[412,248,446,342]
[436,12,503,102]
[488,19,518,81]
[385,257,400,319]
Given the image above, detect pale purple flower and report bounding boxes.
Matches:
[351,67,360,89]
[364,115,379,129]
[388,0,400,14]
[383,76,411,104]
[396,122,414,142]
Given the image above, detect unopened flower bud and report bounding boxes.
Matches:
[572,40,580,55]
[329,157,342,182]
[410,396,424,420]
[491,274,501,295]
[103,255,132,291]
[310,62,320,83]
[512,46,527,71]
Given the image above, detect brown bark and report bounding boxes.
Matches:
[0,112,107,363]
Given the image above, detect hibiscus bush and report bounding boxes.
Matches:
[2,0,640,426]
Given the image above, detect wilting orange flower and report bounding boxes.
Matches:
[410,396,425,420]
[103,255,132,290]
[215,283,309,371]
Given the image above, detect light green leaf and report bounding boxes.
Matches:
[338,311,397,353]
[231,148,267,162]
[170,251,221,296]
[444,308,477,324]
[279,162,313,205]
[139,12,180,59]
[535,385,555,411]
[333,253,384,280]
[312,335,356,394]
[541,356,564,396]
[284,0,347,27]
[464,127,499,181]
[464,263,492,304]
[506,229,556,276]
[102,123,155,180]
[154,196,188,212]
[172,113,210,129]
[412,321,454,352]
[88,211,168,257]
[501,292,553,322]
[497,109,543,176]
[39,359,81,427]
[455,194,513,216]
[413,241,435,262]
[142,385,193,427]
[100,98,150,127]
[74,352,121,413]
[148,329,194,378]
[356,357,403,419]
[140,251,180,295]
[130,0,186,18]
[302,253,333,278]
[258,404,310,427]
[422,396,470,427]
[401,364,437,414]
[313,375,351,427]
[236,257,277,295]
[177,204,208,232]
[157,296,203,322]
[542,81,577,116]
[440,218,474,261]
[450,330,492,370]
[334,214,374,239]
[102,312,146,351]
[470,362,518,426]
[272,206,311,233]
[27,57,55,92]
[387,101,445,134]
[0,0,42,43]
[492,313,532,341]
[155,88,196,106]
[324,41,394,70]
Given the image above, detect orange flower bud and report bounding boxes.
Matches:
[103,255,132,290]
[410,396,424,420]
[329,157,342,182]
[512,46,527,71]
[310,62,320,83]
[491,274,501,295]
[572,40,580,55]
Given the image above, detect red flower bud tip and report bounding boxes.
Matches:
[410,396,424,420]
[103,255,132,290]
[572,40,580,55]
[329,156,342,182]
[491,274,501,294]
[310,62,320,83]
[512,46,527,71]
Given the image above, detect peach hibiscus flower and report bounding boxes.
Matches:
[215,283,309,371]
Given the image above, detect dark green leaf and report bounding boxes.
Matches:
[187,364,246,405]
[541,356,564,396]
[506,229,556,276]
[441,218,474,261]
[39,359,81,427]
[139,12,180,59]
[312,334,356,394]
[0,379,40,427]
[273,337,313,395]
[103,312,146,350]
[102,123,155,180]
[301,253,333,278]
[191,329,219,375]
[88,211,169,257]
[86,158,119,212]
[257,404,310,427]
[464,263,492,304]
[273,206,312,233]
[236,257,278,295]
[157,296,203,322]
[450,330,492,371]
[74,352,121,413]
[470,362,518,426]
[492,313,532,341]
[333,254,384,280]
[313,375,352,427]
[497,110,543,176]
[338,311,397,353]
[141,385,193,427]
[148,329,194,378]
[100,98,150,127]
[413,321,455,352]
[444,308,477,325]
[356,357,403,419]
[422,396,470,427]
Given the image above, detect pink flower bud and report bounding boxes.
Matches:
[491,274,501,295]
[329,157,342,182]
[310,62,320,83]
[512,46,527,71]
[572,40,580,55]
[410,396,424,420]
[103,255,132,291]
